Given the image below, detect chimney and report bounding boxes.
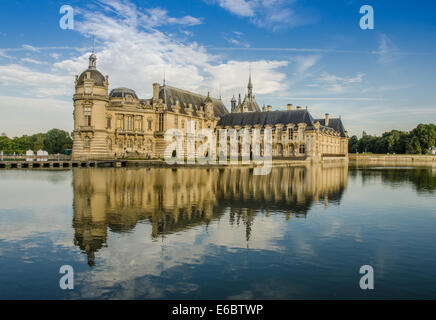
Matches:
[325,113,330,127]
[152,83,160,103]
[287,104,293,111]
[267,105,272,112]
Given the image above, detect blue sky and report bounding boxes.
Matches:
[0,0,435,136]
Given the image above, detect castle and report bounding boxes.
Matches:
[72,54,348,162]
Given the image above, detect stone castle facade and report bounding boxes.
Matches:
[72,54,348,161]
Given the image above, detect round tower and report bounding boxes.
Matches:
[72,54,111,160]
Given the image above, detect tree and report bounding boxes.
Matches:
[43,129,73,154]
[348,135,358,153]
[349,124,435,155]
[408,136,422,154]
[408,124,436,154]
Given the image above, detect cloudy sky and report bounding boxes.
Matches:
[0,0,435,137]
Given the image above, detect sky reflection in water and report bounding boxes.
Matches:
[0,165,436,299]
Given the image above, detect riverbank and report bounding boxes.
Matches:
[349,154,436,167]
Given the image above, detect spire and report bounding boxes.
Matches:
[163,70,166,86]
[248,64,253,99]
[205,91,213,104]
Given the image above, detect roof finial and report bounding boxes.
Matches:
[89,53,97,70]
[163,70,166,86]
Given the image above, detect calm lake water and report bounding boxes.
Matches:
[1,165,436,300]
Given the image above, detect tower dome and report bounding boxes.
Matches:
[77,54,106,87]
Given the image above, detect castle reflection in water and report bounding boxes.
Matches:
[72,165,348,266]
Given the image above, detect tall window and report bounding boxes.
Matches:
[148,119,152,131]
[289,129,294,140]
[126,116,133,131]
[299,144,306,154]
[84,106,92,126]
[85,115,91,126]
[159,113,164,131]
[107,118,111,129]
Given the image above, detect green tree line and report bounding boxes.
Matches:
[0,129,73,155]
[349,124,436,154]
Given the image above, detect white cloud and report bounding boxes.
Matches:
[215,0,256,17]
[292,55,320,73]
[143,8,202,27]
[0,64,72,96]
[205,60,288,98]
[373,33,397,64]
[310,72,365,93]
[224,31,251,48]
[52,0,287,101]
[209,0,307,30]
[21,44,39,52]
[20,58,46,65]
[0,0,289,136]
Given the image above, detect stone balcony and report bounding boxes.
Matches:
[79,126,95,132]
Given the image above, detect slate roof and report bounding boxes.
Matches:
[218,110,347,136]
[158,85,229,117]
[315,118,347,137]
[218,109,315,128]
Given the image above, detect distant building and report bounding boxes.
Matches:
[72,53,348,161]
[230,72,261,113]
[218,107,348,160]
